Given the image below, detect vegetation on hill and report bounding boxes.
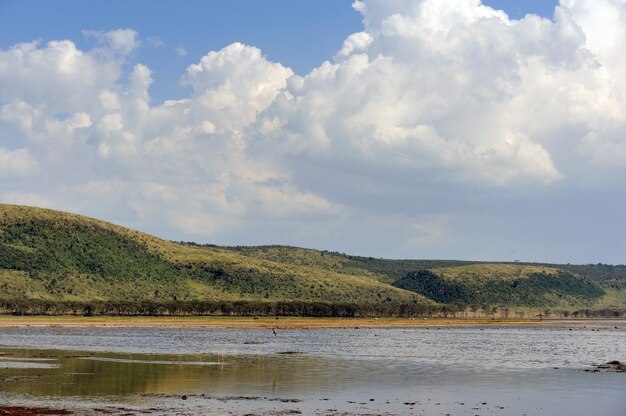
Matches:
[227,246,626,289]
[227,246,625,312]
[393,266,604,307]
[540,263,626,289]
[0,204,425,313]
[219,245,477,282]
[0,204,624,317]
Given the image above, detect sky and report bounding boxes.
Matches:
[0,0,624,264]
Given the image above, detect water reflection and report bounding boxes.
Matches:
[0,348,379,397]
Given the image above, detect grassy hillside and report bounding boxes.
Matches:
[0,204,425,309]
[229,246,626,287]
[225,245,476,282]
[393,264,605,308]
[0,204,624,316]
[223,246,625,313]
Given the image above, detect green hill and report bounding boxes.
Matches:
[0,204,624,317]
[227,246,626,314]
[393,264,604,307]
[228,245,475,283]
[0,204,427,315]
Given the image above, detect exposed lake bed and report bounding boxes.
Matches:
[0,321,624,415]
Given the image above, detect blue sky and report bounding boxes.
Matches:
[1,0,625,264]
[0,0,560,103]
[0,0,362,102]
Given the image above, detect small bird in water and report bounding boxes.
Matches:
[272,328,277,337]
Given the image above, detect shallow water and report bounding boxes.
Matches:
[0,323,624,415]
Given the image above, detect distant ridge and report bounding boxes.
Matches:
[0,204,624,317]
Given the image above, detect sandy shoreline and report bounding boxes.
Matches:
[0,316,621,330]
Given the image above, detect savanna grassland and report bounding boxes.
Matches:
[0,204,624,317]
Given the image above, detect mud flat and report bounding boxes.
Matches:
[0,315,621,330]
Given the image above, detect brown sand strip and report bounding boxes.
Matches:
[0,316,621,330]
[0,407,71,416]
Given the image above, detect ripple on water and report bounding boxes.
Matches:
[0,361,58,369]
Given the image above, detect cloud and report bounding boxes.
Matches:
[0,191,49,207]
[257,186,340,218]
[259,0,622,187]
[0,39,122,112]
[182,42,293,133]
[147,36,165,48]
[1,0,625,262]
[176,45,188,57]
[336,32,372,58]
[82,29,139,55]
[0,148,38,178]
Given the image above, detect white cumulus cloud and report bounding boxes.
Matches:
[1,0,625,262]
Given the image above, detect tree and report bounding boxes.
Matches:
[453,301,468,318]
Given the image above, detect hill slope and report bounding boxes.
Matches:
[0,204,624,316]
[0,204,426,311]
[393,265,605,309]
[227,246,625,313]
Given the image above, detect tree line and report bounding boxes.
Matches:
[0,299,623,318]
[0,299,438,317]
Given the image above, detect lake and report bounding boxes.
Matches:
[0,322,624,415]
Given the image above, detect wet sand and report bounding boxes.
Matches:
[0,316,617,330]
